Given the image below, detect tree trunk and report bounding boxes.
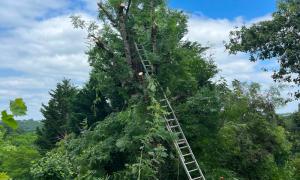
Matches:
[150,0,157,53]
[118,4,133,68]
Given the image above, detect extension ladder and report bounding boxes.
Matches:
[134,42,206,180]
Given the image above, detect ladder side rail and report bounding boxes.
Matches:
[162,93,206,179]
[165,117,194,180]
[163,111,204,180]
[134,42,151,77]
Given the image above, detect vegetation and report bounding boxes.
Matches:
[2,0,300,179]
[0,98,40,179]
[17,120,42,133]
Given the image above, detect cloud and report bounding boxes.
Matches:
[0,0,68,29]
[0,5,93,119]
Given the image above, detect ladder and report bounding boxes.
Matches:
[134,42,206,180]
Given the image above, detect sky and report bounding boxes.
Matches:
[0,0,298,120]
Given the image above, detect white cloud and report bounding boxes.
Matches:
[0,15,91,78]
[0,5,93,119]
[0,0,68,28]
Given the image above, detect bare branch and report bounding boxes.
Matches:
[125,0,132,17]
[90,34,115,58]
[97,2,118,27]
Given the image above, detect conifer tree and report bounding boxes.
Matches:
[36,79,77,151]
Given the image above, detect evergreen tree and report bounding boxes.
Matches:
[68,78,111,134]
[36,79,77,151]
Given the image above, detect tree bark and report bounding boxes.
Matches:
[150,0,157,53]
[118,4,133,68]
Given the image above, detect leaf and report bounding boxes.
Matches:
[1,110,18,129]
[10,98,27,116]
[0,172,10,180]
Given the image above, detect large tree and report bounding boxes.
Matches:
[36,79,77,151]
[226,0,300,97]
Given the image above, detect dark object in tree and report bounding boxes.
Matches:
[226,0,300,98]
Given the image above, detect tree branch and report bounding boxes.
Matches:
[118,3,133,67]
[125,0,132,17]
[97,2,118,27]
[90,35,114,56]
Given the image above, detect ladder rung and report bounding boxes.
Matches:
[179,145,188,149]
[188,168,198,173]
[174,132,182,136]
[185,161,195,165]
[182,153,192,157]
[166,118,175,122]
[170,125,179,128]
[192,177,203,180]
[177,139,186,145]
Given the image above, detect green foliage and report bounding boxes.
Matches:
[0,98,27,130]
[0,132,40,179]
[30,149,74,180]
[0,172,10,180]
[36,79,77,152]
[10,98,27,116]
[31,102,173,179]
[214,81,293,179]
[17,120,42,133]
[1,111,18,129]
[226,0,300,97]
[68,79,111,134]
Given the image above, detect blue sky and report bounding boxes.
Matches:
[169,0,276,20]
[0,0,297,120]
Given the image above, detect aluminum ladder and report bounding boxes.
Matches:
[134,42,206,180]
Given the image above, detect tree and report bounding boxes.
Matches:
[36,79,77,151]
[216,81,293,179]
[226,0,300,97]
